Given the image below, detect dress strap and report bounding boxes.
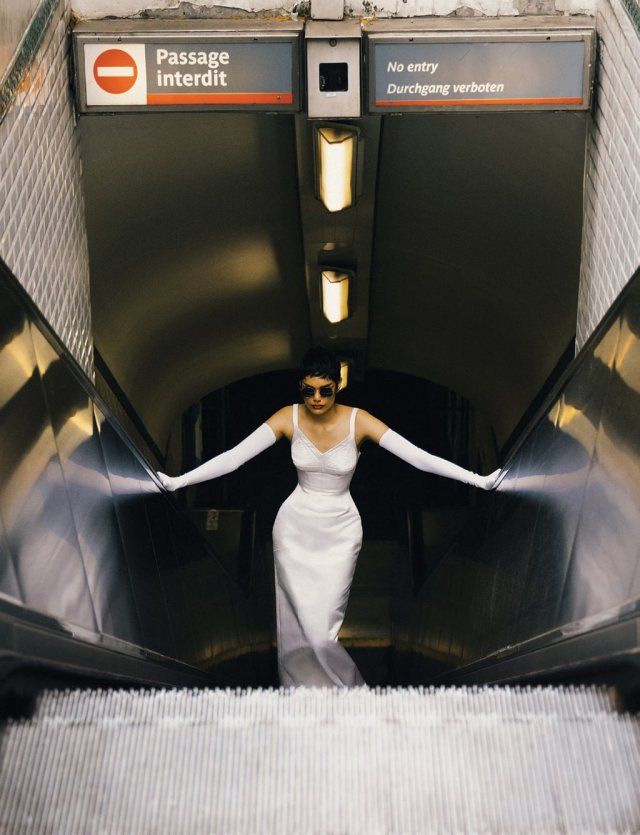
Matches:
[292,403,299,432]
[349,407,359,437]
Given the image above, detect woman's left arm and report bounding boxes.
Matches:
[357,410,500,490]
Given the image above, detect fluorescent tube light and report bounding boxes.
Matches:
[340,361,349,390]
[322,270,350,323]
[315,125,358,213]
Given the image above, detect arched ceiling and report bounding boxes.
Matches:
[80,108,586,450]
[80,113,311,446]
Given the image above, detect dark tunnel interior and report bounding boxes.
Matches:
[1,257,640,700]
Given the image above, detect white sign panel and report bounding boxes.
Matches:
[84,44,147,106]
[76,29,300,112]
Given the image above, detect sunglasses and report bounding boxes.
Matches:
[300,385,336,399]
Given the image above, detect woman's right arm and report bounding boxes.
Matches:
[157,408,290,492]
[265,405,293,443]
[158,406,292,492]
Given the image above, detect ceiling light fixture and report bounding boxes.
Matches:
[339,360,350,390]
[321,270,351,323]
[314,125,358,213]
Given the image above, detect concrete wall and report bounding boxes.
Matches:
[72,0,594,19]
[0,0,41,79]
[0,0,93,375]
[577,0,640,347]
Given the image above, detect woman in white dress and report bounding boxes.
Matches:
[158,348,499,687]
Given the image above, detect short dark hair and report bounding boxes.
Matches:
[299,346,341,386]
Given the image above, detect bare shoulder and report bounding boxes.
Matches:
[354,408,389,446]
[265,405,294,441]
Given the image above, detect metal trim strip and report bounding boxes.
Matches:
[621,0,640,34]
[0,0,61,127]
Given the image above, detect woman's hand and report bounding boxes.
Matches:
[476,469,501,491]
[157,472,186,492]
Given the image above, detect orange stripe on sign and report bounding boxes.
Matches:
[375,97,583,107]
[147,92,293,105]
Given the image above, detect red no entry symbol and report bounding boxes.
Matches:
[93,49,138,94]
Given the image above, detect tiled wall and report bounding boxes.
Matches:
[0,0,93,376]
[577,0,640,348]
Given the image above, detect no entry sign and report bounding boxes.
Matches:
[365,20,594,112]
[84,43,147,105]
[93,48,138,95]
[75,22,302,112]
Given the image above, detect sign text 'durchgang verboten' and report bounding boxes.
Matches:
[371,40,587,110]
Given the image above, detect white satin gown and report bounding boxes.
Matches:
[272,403,365,687]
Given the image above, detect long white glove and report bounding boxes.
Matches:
[379,429,500,490]
[157,423,277,491]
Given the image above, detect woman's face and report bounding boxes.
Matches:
[300,375,337,415]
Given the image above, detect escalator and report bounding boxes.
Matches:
[2,685,639,832]
[0,258,266,694]
[1,259,640,831]
[393,265,640,701]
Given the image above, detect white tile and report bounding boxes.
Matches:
[578,0,640,346]
[0,0,92,377]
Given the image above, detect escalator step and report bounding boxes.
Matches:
[1,685,638,833]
